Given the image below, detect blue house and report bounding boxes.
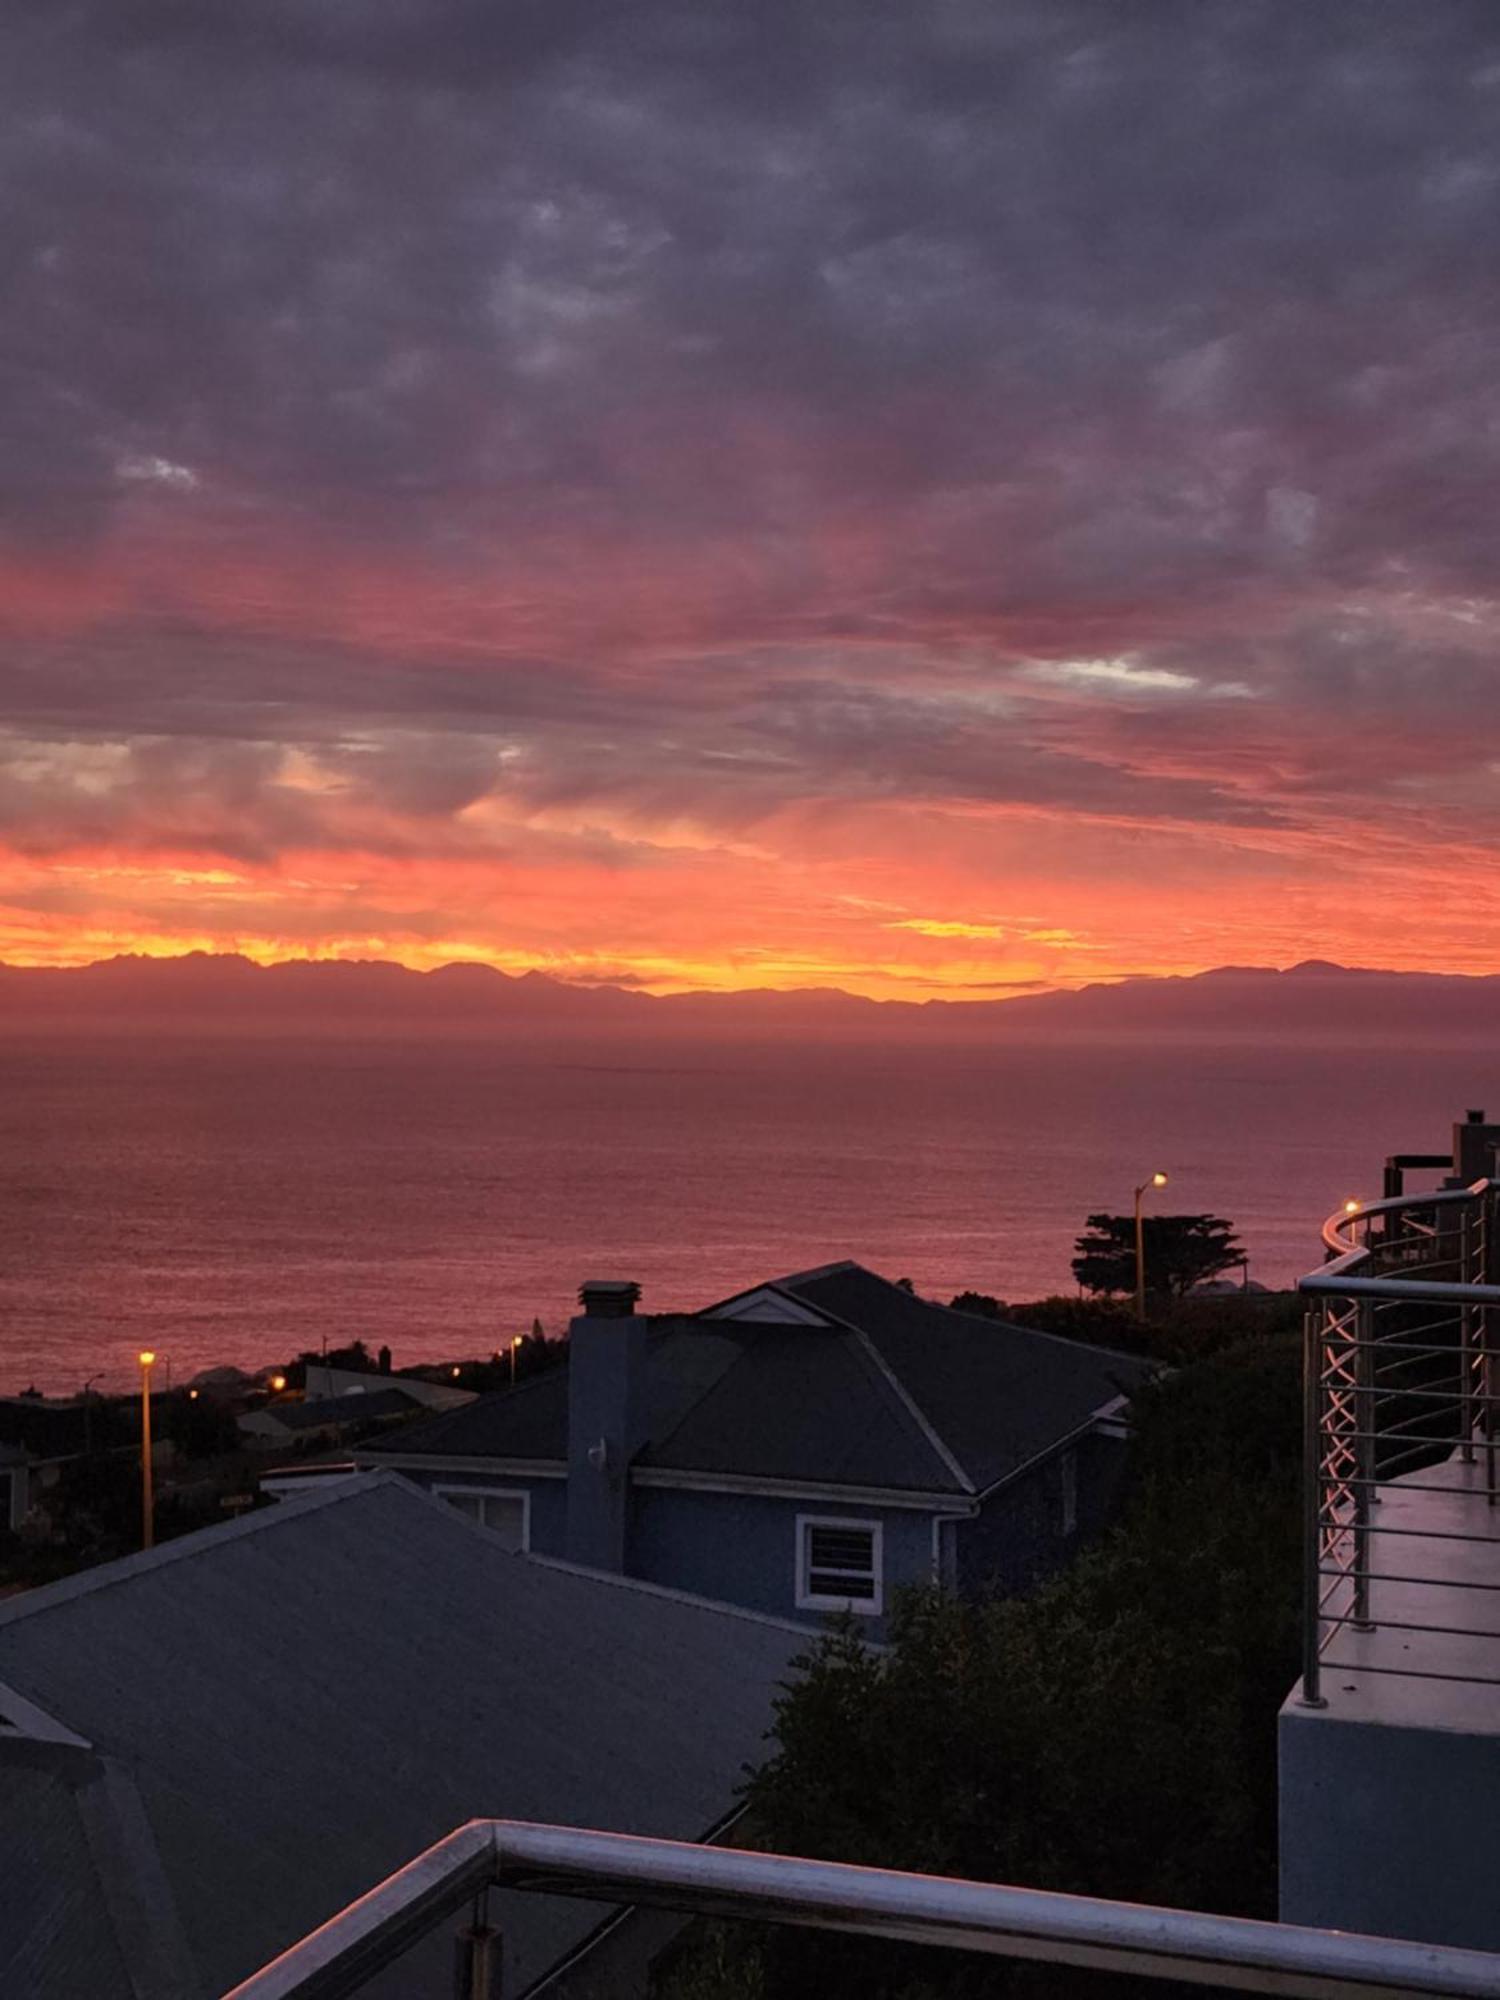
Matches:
[362,1262,1151,1633]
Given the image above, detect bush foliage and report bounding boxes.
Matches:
[658,1334,1302,2000]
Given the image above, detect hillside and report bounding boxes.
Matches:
[2,952,1498,1044]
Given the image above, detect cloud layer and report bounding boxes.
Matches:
[3,1,1500,993]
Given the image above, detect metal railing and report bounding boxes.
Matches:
[221,1819,1500,2000]
[1298,1179,1500,1706]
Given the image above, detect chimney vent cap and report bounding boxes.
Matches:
[1469,1108,1488,1123]
[578,1280,642,1318]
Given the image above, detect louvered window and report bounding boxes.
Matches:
[797,1517,882,1613]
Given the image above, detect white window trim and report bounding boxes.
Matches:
[434,1483,532,1552]
[795,1513,883,1616]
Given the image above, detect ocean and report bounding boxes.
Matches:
[3,1032,1496,1394]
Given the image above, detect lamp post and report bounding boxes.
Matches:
[1133,1172,1169,1320]
[138,1350,156,1551]
[509,1335,522,1388]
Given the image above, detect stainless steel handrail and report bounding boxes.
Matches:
[1298,1181,1500,1705]
[221,1820,1500,2000]
[1320,1182,1488,1260]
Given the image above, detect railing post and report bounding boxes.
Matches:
[1352,1299,1375,1630]
[1300,1304,1326,1707]
[454,1920,500,1999]
[1485,1190,1498,1506]
[1460,1203,1477,1464]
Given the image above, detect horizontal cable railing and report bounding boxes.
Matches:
[220,1819,1500,2000]
[1298,1180,1500,1705]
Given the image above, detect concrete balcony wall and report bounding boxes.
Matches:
[1279,1454,1500,1952]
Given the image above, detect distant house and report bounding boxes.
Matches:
[0,1474,806,1999]
[237,1386,417,1450]
[0,1396,110,1535]
[0,1443,34,1533]
[302,1362,477,1410]
[362,1262,1151,1630]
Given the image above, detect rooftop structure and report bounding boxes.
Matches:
[363,1261,1150,1627]
[0,1475,806,1998]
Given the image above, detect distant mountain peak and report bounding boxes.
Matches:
[0,950,1495,1044]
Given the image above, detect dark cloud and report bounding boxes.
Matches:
[3,0,1500,905]
[6,1,1500,568]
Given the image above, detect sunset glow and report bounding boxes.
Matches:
[5,8,1500,1001]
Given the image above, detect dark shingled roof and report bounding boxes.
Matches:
[367,1267,1150,1497]
[258,1387,415,1433]
[0,1475,805,2000]
[779,1264,1150,1493]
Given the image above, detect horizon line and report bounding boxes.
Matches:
[1,947,1489,1013]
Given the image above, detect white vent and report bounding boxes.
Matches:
[797,1516,882,1614]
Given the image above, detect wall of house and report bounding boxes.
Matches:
[401,1469,568,1555]
[626,1486,942,1634]
[400,1437,1130,1626]
[956,1432,1130,1599]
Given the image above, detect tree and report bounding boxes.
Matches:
[948,1291,1007,1320]
[1071,1212,1243,1299]
[661,1335,1302,2000]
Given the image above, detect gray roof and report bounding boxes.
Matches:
[253,1387,415,1433]
[780,1263,1150,1492]
[369,1264,1150,1496]
[0,1475,805,2000]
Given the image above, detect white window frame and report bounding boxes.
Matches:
[434,1483,531,1552]
[796,1514,883,1615]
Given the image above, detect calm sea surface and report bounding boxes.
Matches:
[3,1034,1496,1394]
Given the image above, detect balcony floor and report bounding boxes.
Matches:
[1310,1450,1500,1732]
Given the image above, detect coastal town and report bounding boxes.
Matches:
[6,1,1500,1994]
[2,1114,1498,1993]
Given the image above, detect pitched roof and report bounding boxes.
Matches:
[0,1475,805,1999]
[775,1263,1151,1492]
[250,1386,415,1432]
[368,1267,1149,1497]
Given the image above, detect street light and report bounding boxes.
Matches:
[509,1335,523,1389]
[138,1351,156,1551]
[1134,1172,1169,1320]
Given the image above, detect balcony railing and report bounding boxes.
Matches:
[221,1819,1500,2000]
[1298,1178,1500,1707]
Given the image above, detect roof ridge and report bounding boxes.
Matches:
[361,1364,570,1454]
[960,1307,1154,1372]
[0,1471,406,1629]
[714,1273,973,1494]
[847,1327,975,1496]
[77,1756,201,1999]
[0,1676,91,1747]
[772,1258,864,1288]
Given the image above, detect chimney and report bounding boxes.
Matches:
[566,1280,647,1572]
[1454,1110,1500,1188]
[578,1279,641,1319]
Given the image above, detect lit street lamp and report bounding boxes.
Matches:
[138,1350,156,1550]
[510,1335,523,1388]
[1134,1172,1169,1320]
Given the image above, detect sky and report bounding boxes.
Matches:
[3,2,1500,1000]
